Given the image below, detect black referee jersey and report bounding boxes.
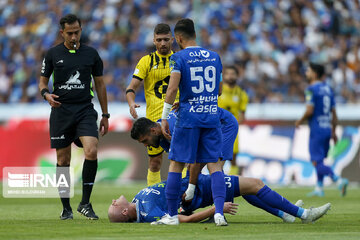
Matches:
[41,43,103,104]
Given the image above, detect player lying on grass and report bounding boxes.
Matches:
[108,172,331,223]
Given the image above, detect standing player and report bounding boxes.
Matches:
[38,14,109,220]
[296,62,348,197]
[156,18,227,226]
[218,65,248,175]
[126,23,177,186]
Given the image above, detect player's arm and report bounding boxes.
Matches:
[295,104,314,128]
[218,81,223,96]
[94,76,109,136]
[178,202,238,223]
[161,72,180,140]
[238,90,248,124]
[331,107,338,144]
[164,72,180,105]
[39,76,61,107]
[296,89,314,128]
[39,50,61,107]
[126,77,143,119]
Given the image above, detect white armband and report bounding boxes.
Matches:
[161,102,172,119]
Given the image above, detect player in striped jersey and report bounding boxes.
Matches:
[126,23,178,186]
[218,66,248,175]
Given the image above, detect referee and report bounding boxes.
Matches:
[38,14,109,220]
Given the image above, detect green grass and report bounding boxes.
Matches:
[1,183,359,240]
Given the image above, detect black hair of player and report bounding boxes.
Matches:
[309,62,325,79]
[131,117,157,140]
[225,65,239,76]
[174,18,196,39]
[60,14,82,30]
[154,23,171,35]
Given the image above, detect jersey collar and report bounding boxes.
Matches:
[185,46,201,49]
[156,50,173,58]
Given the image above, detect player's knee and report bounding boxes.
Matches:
[84,147,97,160]
[253,178,265,192]
[57,156,70,166]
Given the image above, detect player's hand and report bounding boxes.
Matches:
[295,120,301,128]
[161,119,171,140]
[129,103,140,119]
[182,184,195,203]
[99,117,109,136]
[223,202,238,215]
[45,94,61,108]
[172,102,180,112]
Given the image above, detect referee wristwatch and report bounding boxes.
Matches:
[102,113,110,118]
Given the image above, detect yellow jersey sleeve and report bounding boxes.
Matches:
[133,55,149,80]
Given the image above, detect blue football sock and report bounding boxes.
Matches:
[165,172,182,217]
[211,171,226,215]
[315,162,338,182]
[242,195,280,218]
[256,185,304,218]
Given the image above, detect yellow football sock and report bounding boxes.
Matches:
[182,167,188,178]
[229,165,238,176]
[147,169,161,186]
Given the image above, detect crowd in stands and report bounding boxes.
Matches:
[0,0,359,104]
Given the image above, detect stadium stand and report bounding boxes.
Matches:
[0,0,359,103]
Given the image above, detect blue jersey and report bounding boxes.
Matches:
[305,82,335,133]
[131,174,238,223]
[158,108,236,153]
[170,46,222,128]
[132,181,188,223]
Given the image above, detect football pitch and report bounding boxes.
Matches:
[1,183,359,240]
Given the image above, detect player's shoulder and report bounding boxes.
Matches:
[137,52,155,65]
[47,43,64,55]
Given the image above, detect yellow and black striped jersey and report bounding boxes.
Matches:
[218,83,248,120]
[133,51,178,121]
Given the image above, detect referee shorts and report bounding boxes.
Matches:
[49,102,98,149]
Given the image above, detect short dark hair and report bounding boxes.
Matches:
[225,65,239,75]
[309,62,325,79]
[154,23,171,35]
[60,14,81,30]
[130,118,157,140]
[174,18,196,39]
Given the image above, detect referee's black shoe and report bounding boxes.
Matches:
[60,208,73,220]
[77,203,99,220]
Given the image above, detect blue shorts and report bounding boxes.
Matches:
[169,127,222,163]
[309,132,331,162]
[221,114,238,161]
[181,174,240,212]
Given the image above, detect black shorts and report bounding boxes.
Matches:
[49,102,98,149]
